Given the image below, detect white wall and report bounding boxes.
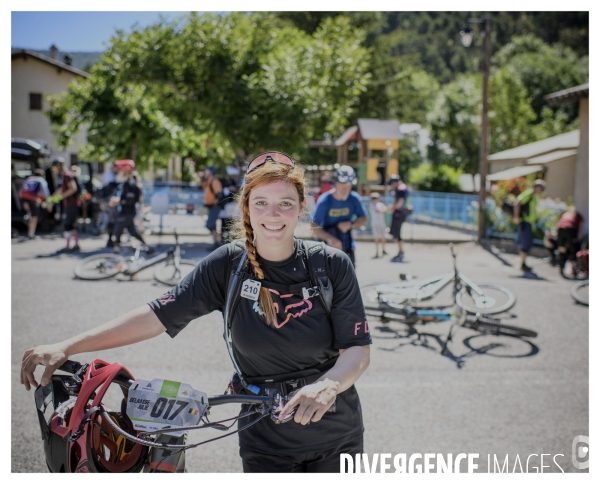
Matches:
[11,56,88,166]
[574,98,589,233]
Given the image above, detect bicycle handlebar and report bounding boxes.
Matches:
[56,360,277,407]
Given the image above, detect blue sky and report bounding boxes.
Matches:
[11,11,190,52]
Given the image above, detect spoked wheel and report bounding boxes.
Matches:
[571,280,589,306]
[74,254,125,280]
[359,281,418,322]
[154,259,197,286]
[456,284,516,315]
[463,315,537,338]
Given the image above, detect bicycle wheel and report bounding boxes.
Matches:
[463,315,537,338]
[359,281,417,321]
[74,254,125,280]
[571,280,589,306]
[456,284,516,315]
[154,259,197,286]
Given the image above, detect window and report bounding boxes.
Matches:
[29,93,42,110]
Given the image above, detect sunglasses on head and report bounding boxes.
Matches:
[246,151,295,174]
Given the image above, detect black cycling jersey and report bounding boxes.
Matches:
[148,238,371,454]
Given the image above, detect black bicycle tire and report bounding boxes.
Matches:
[463,317,537,338]
[154,259,198,286]
[74,254,125,280]
[456,283,516,315]
[571,280,589,306]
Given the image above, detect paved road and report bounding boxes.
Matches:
[11,233,588,473]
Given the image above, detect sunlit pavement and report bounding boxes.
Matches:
[11,233,588,472]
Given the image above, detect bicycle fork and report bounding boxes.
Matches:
[145,433,187,473]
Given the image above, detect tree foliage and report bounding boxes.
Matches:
[47,12,371,168]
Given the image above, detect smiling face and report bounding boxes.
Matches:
[249,179,304,260]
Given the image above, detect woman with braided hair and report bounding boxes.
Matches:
[21,152,371,473]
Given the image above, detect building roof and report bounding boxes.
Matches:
[488,130,579,163]
[526,149,578,165]
[487,165,544,182]
[11,49,90,78]
[357,119,402,140]
[545,83,589,107]
[334,126,359,146]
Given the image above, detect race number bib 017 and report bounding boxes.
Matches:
[126,379,208,435]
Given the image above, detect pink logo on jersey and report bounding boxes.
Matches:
[158,293,176,305]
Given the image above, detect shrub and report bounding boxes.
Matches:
[408,163,463,193]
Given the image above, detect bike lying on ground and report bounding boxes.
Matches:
[360,243,516,315]
[35,359,321,473]
[74,233,196,286]
[359,244,535,352]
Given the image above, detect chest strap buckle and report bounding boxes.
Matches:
[302,287,320,299]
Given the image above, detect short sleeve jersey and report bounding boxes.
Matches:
[60,170,80,208]
[393,186,409,214]
[516,188,537,225]
[557,211,583,230]
[312,191,368,251]
[148,239,371,454]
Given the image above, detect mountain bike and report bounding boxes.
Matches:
[360,243,516,315]
[571,280,589,306]
[34,359,330,473]
[74,233,196,286]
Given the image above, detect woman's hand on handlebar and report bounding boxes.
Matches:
[21,344,68,391]
[279,379,338,425]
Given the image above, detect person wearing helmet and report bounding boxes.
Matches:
[110,160,151,254]
[311,165,368,267]
[48,157,81,252]
[387,175,411,262]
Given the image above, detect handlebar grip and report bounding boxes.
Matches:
[58,360,83,374]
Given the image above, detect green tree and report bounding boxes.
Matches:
[427,74,481,174]
[46,13,371,168]
[110,12,371,160]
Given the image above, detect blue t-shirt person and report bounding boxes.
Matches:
[312,190,368,251]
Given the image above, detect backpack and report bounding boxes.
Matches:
[74,177,83,197]
[207,179,229,209]
[223,239,334,393]
[501,197,530,220]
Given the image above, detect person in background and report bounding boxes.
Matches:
[19,169,50,239]
[102,163,121,247]
[554,209,584,278]
[102,162,120,187]
[111,161,152,254]
[513,179,546,273]
[201,166,224,250]
[48,158,81,253]
[314,172,333,204]
[311,165,368,268]
[369,192,388,259]
[387,175,410,262]
[220,166,240,242]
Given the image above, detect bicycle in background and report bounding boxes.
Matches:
[74,232,196,286]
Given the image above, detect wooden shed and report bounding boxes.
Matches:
[335,118,403,194]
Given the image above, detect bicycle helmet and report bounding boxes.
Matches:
[333,165,357,185]
[114,159,135,172]
[34,359,148,473]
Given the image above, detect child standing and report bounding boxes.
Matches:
[369,192,388,258]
